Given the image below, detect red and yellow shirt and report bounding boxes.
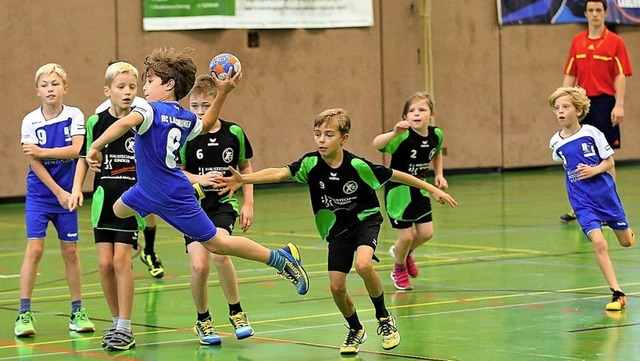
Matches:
[564,28,632,97]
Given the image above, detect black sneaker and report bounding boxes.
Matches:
[101,326,116,347]
[560,211,576,223]
[140,251,164,278]
[606,289,627,311]
[105,329,135,351]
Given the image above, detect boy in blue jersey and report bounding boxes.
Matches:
[179,75,255,345]
[69,62,145,350]
[373,91,448,291]
[17,63,95,337]
[549,86,635,311]
[217,108,457,355]
[84,47,309,298]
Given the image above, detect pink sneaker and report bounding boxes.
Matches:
[390,265,413,290]
[405,253,419,278]
[389,246,419,278]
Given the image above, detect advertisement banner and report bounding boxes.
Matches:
[498,0,640,25]
[143,0,374,31]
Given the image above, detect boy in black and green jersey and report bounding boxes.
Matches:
[217,108,457,355]
[69,62,144,351]
[179,75,255,345]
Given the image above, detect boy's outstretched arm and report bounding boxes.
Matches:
[216,166,291,197]
[86,112,143,171]
[201,70,242,134]
[391,169,457,207]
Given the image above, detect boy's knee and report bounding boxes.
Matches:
[354,261,373,276]
[191,260,211,277]
[60,244,79,261]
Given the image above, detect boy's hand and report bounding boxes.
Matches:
[86,148,103,172]
[22,143,44,158]
[239,204,254,233]
[213,166,244,197]
[432,189,457,208]
[196,171,221,187]
[68,189,84,211]
[576,163,598,180]
[211,69,242,94]
[434,175,448,190]
[55,190,72,211]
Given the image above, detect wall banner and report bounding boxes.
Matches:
[143,0,374,31]
[498,0,640,25]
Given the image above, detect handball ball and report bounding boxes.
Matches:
[209,53,241,80]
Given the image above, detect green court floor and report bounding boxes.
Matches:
[1,166,639,360]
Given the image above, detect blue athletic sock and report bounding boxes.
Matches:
[19,298,31,314]
[71,300,82,315]
[266,250,285,271]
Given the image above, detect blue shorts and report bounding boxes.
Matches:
[25,210,79,241]
[577,208,629,236]
[184,203,236,248]
[121,183,217,242]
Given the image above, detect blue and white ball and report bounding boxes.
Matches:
[209,53,241,80]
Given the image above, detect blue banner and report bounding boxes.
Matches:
[498,0,640,25]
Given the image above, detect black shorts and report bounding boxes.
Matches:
[327,216,382,273]
[184,203,237,249]
[94,228,138,249]
[389,212,433,229]
[583,94,620,149]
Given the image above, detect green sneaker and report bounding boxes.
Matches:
[69,308,95,332]
[14,311,36,337]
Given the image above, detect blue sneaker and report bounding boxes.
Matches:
[229,312,254,340]
[276,243,309,295]
[194,319,222,345]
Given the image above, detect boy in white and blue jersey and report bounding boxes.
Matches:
[16,63,95,337]
[85,47,309,299]
[549,86,635,312]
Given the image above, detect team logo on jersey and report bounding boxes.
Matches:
[125,137,135,153]
[329,172,339,181]
[421,140,430,148]
[343,181,358,194]
[581,142,596,157]
[208,138,219,146]
[222,147,234,163]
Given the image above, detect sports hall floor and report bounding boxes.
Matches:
[1,165,640,361]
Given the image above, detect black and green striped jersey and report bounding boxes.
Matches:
[287,150,393,241]
[81,110,144,231]
[179,119,253,213]
[378,126,443,221]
